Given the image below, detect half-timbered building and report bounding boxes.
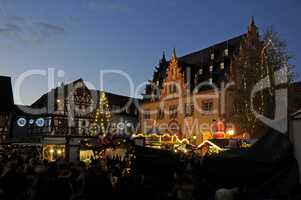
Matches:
[10,78,140,161]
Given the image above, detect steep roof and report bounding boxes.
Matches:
[178,34,244,66]
[145,34,246,98]
[30,78,141,115]
[31,78,84,108]
[153,34,245,76]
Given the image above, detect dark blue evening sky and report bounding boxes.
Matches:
[0,0,300,105]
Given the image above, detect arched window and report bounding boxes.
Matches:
[169,83,178,94]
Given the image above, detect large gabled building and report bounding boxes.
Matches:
[9,78,140,161]
[144,34,243,100]
[139,20,259,144]
[24,78,140,137]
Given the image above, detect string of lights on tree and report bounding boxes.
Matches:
[92,92,112,135]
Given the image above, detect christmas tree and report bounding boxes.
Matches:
[231,18,293,137]
[92,92,112,135]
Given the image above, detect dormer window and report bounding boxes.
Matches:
[209,65,213,72]
[224,49,229,56]
[220,62,224,70]
[210,53,215,60]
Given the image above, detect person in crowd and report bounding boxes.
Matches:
[0,146,220,200]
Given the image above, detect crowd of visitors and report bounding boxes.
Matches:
[0,142,300,200]
[0,146,210,200]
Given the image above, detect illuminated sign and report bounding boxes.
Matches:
[35,118,45,127]
[17,118,27,127]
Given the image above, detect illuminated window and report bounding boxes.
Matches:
[199,68,203,75]
[224,49,229,56]
[209,65,213,72]
[210,53,215,60]
[169,106,177,118]
[184,104,194,116]
[157,108,164,119]
[202,100,213,113]
[220,62,224,70]
[169,83,177,94]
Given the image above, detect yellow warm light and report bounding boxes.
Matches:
[227,129,235,136]
[57,149,62,154]
[197,140,224,151]
[192,135,197,140]
[49,149,54,153]
[133,133,190,145]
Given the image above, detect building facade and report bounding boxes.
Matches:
[139,21,260,144]
[13,78,140,137]
[140,51,222,144]
[8,78,140,161]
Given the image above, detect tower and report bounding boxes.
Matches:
[160,49,187,99]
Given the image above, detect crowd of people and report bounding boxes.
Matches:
[0,144,300,200]
[0,146,209,200]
